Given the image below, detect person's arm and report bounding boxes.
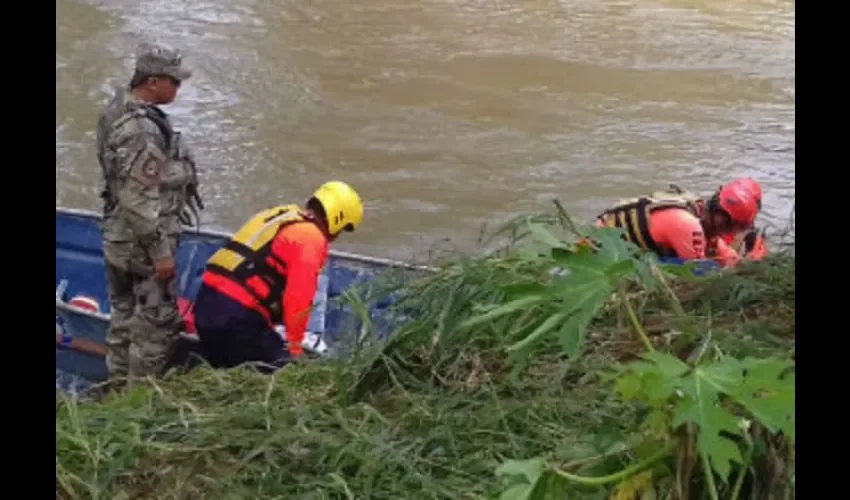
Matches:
[273,225,327,357]
[112,119,171,261]
[712,237,742,268]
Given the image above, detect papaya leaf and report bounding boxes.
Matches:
[500,484,536,500]
[496,458,548,500]
[643,351,690,379]
[672,395,742,482]
[615,352,689,403]
[556,285,612,357]
[716,357,795,439]
[613,371,644,402]
[633,257,658,290]
[550,246,579,263]
[617,353,788,482]
[527,223,565,249]
[554,251,615,284]
[496,458,547,484]
[605,259,636,279]
[671,360,747,482]
[506,240,627,357]
[517,247,550,262]
[588,227,639,263]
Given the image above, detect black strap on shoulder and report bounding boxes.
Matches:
[136,104,174,149]
[224,240,255,260]
[205,239,290,320]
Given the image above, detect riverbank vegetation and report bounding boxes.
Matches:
[56,207,795,500]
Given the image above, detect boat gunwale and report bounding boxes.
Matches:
[57,207,436,273]
[56,206,436,344]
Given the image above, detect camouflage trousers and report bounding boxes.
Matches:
[103,237,181,382]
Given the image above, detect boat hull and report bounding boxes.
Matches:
[56,208,426,395]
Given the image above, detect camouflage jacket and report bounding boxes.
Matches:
[95,87,202,260]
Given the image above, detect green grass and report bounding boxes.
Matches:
[56,212,794,500]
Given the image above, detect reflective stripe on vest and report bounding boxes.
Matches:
[204,204,308,316]
[597,191,701,257]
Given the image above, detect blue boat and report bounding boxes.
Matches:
[56,207,430,396]
[56,208,718,397]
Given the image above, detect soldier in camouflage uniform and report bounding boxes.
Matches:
[96,42,205,384]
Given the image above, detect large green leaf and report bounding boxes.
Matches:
[463,222,651,364]
[613,351,689,404]
[589,226,639,263]
[617,353,795,482]
[495,458,547,500]
[672,378,743,481]
[556,284,612,358]
[527,222,567,249]
[716,357,795,439]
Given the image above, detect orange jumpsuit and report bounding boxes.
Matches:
[196,221,329,366]
[595,208,740,267]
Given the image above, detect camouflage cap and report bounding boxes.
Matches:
[134,42,192,81]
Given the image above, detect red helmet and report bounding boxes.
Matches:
[716,180,760,226]
[732,178,762,210]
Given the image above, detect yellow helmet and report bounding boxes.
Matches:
[311,181,364,236]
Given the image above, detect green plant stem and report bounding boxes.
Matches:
[619,283,654,352]
[784,447,795,500]
[549,442,674,486]
[730,466,750,500]
[730,432,754,500]
[650,264,696,338]
[698,451,720,500]
[552,199,582,237]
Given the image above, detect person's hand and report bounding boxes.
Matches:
[743,230,767,261]
[154,255,176,280]
[274,326,305,358]
[302,331,329,355]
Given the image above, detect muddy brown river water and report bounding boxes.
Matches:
[57,0,795,260]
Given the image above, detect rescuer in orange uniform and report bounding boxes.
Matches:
[595,178,762,267]
[715,177,767,261]
[192,181,364,371]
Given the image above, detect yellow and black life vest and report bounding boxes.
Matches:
[205,204,311,313]
[596,186,702,256]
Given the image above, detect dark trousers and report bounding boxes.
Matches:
[194,284,290,373]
